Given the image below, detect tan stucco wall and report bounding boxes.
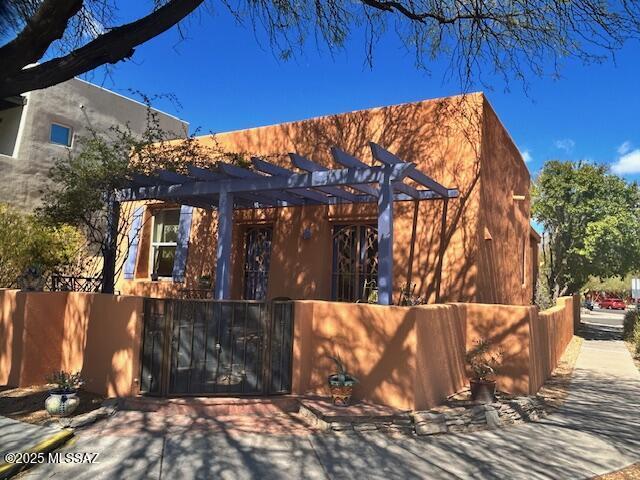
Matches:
[529,296,576,393]
[119,93,537,305]
[477,99,533,305]
[292,296,575,410]
[0,289,143,396]
[1,290,575,407]
[0,78,188,211]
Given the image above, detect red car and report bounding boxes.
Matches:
[598,297,626,310]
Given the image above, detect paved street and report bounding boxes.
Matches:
[580,307,626,328]
[15,321,640,480]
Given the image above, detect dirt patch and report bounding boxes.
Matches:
[537,335,584,410]
[0,385,104,425]
[624,342,640,373]
[593,463,640,479]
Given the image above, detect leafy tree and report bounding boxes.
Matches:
[532,160,640,297]
[583,274,636,298]
[0,204,83,287]
[38,95,243,291]
[3,0,640,98]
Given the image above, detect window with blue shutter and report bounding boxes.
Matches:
[171,205,194,282]
[123,207,144,280]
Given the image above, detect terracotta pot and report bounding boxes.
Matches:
[329,384,354,407]
[470,379,496,404]
[45,391,80,417]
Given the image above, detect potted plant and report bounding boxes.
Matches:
[327,356,358,407]
[18,264,47,291]
[465,338,503,404]
[44,371,84,417]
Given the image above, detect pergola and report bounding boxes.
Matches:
[112,142,459,305]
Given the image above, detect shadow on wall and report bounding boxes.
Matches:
[293,296,576,410]
[0,289,143,397]
[118,95,487,305]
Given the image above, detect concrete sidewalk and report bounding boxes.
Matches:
[22,323,640,479]
[0,416,64,460]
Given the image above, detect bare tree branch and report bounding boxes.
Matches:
[0,0,83,77]
[0,0,205,98]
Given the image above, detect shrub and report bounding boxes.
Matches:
[465,338,503,381]
[0,204,83,287]
[623,310,640,341]
[633,322,640,355]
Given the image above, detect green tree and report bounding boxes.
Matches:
[532,160,640,297]
[0,204,83,287]
[38,96,244,288]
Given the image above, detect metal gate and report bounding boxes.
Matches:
[140,299,293,396]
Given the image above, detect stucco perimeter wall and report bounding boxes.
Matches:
[292,297,577,410]
[291,301,468,411]
[0,290,143,396]
[529,296,576,393]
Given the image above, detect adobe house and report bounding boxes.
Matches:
[1,93,573,409]
[114,92,537,307]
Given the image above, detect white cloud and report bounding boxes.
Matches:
[520,149,533,163]
[554,138,575,153]
[611,149,640,175]
[618,141,632,155]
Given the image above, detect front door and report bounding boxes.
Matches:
[243,226,273,300]
[331,224,378,302]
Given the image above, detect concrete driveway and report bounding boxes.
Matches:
[19,321,640,480]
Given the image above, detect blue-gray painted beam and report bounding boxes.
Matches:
[131,173,170,187]
[187,165,223,181]
[172,197,213,210]
[218,162,306,206]
[289,153,362,202]
[251,157,331,204]
[115,163,414,202]
[215,189,233,299]
[329,147,380,197]
[187,165,278,207]
[369,142,450,198]
[157,170,193,184]
[377,168,394,305]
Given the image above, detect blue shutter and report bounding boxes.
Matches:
[123,207,144,280]
[172,205,194,283]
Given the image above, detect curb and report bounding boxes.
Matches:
[0,428,74,479]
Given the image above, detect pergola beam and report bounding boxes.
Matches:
[330,147,380,197]
[116,163,414,202]
[251,157,331,204]
[289,153,364,202]
[217,162,306,206]
[370,142,450,198]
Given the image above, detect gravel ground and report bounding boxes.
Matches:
[0,385,103,425]
[537,335,584,410]
[593,463,640,480]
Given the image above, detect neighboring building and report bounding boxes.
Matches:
[116,92,539,306]
[0,78,188,211]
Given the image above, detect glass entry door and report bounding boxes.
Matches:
[243,226,273,300]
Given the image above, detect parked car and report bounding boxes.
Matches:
[597,297,626,310]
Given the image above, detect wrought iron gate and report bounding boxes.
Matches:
[140,298,293,396]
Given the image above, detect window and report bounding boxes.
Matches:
[151,209,180,278]
[50,123,72,146]
[332,224,378,302]
[243,226,273,300]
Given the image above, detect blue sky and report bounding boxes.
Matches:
[82,4,640,181]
